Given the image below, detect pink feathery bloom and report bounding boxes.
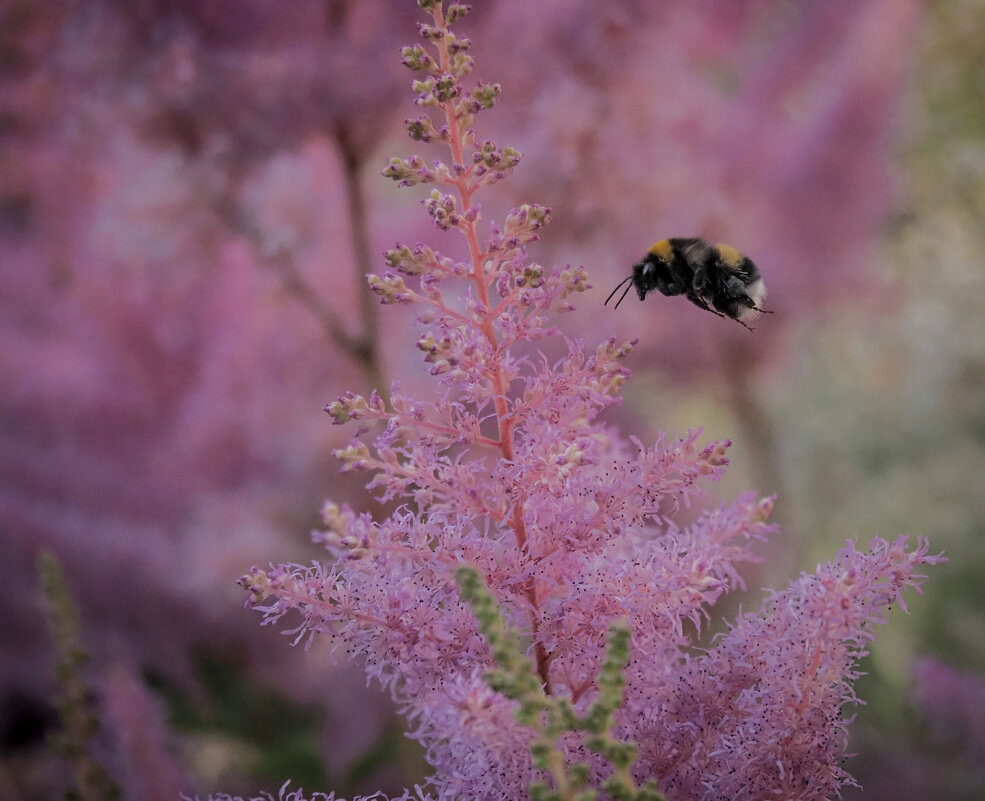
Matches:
[627,536,941,801]
[234,3,942,800]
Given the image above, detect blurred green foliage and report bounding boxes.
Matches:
[39,552,121,801]
[145,646,427,797]
[144,649,327,794]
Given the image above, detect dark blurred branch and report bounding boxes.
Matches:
[266,248,370,357]
[212,176,387,401]
[335,122,387,402]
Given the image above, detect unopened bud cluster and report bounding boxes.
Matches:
[423,190,461,230]
[501,203,549,245]
[586,338,637,394]
[697,439,732,475]
[384,242,463,277]
[325,390,385,424]
[332,441,372,472]
[473,141,522,182]
[416,332,458,375]
[367,272,413,304]
[384,2,519,201]
[382,155,434,187]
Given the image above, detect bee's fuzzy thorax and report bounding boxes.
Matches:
[648,239,674,261]
[714,242,744,268]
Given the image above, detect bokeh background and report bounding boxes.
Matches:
[2,1,983,799]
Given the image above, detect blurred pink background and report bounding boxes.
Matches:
[2,1,983,799]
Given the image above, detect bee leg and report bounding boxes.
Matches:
[655,278,685,297]
[689,294,729,319]
[691,294,756,331]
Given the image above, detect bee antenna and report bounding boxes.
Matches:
[604,275,634,307]
[612,281,635,310]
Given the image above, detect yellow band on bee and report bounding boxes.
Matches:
[648,239,674,260]
[715,243,744,267]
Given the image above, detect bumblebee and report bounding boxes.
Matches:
[605,238,770,329]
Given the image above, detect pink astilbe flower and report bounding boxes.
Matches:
[627,536,940,801]
[238,3,942,800]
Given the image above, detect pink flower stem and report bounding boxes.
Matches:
[433,4,552,695]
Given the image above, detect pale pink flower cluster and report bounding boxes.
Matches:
[234,3,941,800]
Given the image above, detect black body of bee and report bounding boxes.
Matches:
[605,237,770,329]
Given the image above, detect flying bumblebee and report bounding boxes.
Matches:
[605,238,771,330]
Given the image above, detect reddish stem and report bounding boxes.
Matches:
[432,5,552,695]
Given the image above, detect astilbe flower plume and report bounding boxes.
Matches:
[231,4,942,800]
